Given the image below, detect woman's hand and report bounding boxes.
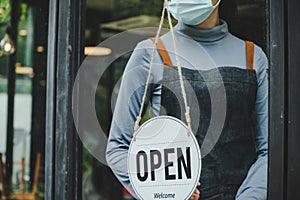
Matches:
[188,182,200,200]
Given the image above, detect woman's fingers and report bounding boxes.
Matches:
[188,182,201,200]
[189,189,200,200]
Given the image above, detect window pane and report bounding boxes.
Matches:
[0,0,49,198]
[82,0,268,199]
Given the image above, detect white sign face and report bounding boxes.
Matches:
[128,116,201,200]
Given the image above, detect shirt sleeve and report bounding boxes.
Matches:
[105,39,162,199]
[236,46,269,200]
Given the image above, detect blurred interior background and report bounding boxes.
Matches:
[0,0,282,199]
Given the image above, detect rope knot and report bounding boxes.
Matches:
[185,106,192,136]
[133,116,142,141]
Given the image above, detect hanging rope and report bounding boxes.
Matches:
[133,0,192,141]
[132,2,167,141]
[165,0,192,135]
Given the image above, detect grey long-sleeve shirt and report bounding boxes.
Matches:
[106,19,268,200]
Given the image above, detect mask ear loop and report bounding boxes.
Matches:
[133,0,192,141]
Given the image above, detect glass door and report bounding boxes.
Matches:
[81,0,268,199]
[0,0,49,198]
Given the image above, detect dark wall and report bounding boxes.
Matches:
[220,0,267,51]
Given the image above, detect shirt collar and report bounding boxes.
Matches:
[174,19,229,43]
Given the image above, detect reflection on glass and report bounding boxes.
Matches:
[0,0,48,199]
[83,0,267,199]
[0,56,8,154]
[83,1,164,199]
[10,2,33,193]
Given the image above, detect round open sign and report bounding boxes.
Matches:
[128,116,201,200]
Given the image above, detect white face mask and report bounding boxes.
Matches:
[168,0,221,25]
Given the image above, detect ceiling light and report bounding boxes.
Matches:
[0,33,15,55]
[36,46,44,53]
[19,29,27,36]
[84,46,112,56]
[15,65,34,78]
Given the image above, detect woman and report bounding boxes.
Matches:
[106,0,268,199]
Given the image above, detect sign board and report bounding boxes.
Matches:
[128,116,201,200]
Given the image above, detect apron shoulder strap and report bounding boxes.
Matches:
[150,37,173,67]
[151,38,255,69]
[245,41,255,70]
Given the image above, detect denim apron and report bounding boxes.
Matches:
[153,39,258,200]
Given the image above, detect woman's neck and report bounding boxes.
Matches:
[192,6,220,29]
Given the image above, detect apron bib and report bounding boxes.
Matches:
[153,38,258,200]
